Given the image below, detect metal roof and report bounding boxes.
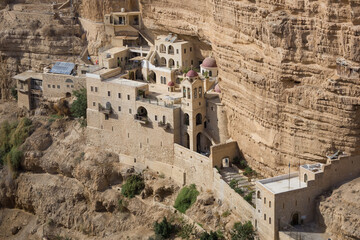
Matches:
[49,62,75,75]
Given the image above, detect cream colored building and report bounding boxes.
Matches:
[255,154,360,240]
[15,62,87,110]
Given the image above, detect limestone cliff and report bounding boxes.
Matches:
[135,0,360,175]
[318,177,360,240]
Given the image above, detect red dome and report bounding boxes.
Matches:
[186,70,198,78]
[201,57,217,68]
[214,84,221,93]
[168,81,175,86]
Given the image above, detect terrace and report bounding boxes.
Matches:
[258,173,307,194]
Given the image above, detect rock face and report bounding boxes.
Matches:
[134,0,360,175]
[318,177,360,240]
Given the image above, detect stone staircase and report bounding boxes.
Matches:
[220,167,256,205]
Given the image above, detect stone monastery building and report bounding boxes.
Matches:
[14,7,360,240]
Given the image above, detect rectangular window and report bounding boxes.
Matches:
[155,115,158,121]
[67,85,70,88]
[269,218,271,224]
[118,106,121,111]
[176,49,179,54]
[191,60,194,65]
[129,109,132,114]
[57,85,60,89]
[163,116,166,123]
[71,85,74,88]
[93,102,96,106]
[105,114,109,120]
[118,93,121,98]
[190,47,192,52]
[95,87,98,92]
[127,95,130,100]
[184,48,186,54]
[269,201,271,208]
[91,86,94,92]
[199,87,202,98]
[52,85,55,88]
[108,91,111,96]
[194,88,197,98]
[48,84,51,88]
[264,214,266,221]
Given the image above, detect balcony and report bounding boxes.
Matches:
[158,121,171,130]
[134,114,149,125]
[99,103,112,115]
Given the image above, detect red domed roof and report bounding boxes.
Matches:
[168,81,175,86]
[201,57,217,68]
[214,84,221,93]
[186,70,198,78]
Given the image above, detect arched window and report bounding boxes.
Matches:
[304,173,308,183]
[161,76,164,84]
[168,58,175,68]
[187,88,191,99]
[65,79,73,83]
[257,191,261,199]
[209,71,212,77]
[199,87,202,98]
[194,88,197,98]
[196,113,202,125]
[184,113,189,125]
[168,45,174,55]
[164,77,166,84]
[160,57,167,67]
[264,197,266,204]
[159,44,166,53]
[183,87,186,98]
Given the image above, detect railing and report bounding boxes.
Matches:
[134,114,149,124]
[158,121,171,130]
[99,104,112,114]
[136,97,181,109]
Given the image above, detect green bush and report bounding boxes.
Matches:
[178,221,196,239]
[0,118,32,172]
[154,217,175,239]
[174,184,199,213]
[121,174,145,198]
[229,179,238,189]
[239,160,247,170]
[234,188,244,196]
[7,147,23,172]
[231,221,255,240]
[243,192,253,204]
[243,166,256,177]
[118,198,128,212]
[71,88,87,119]
[200,231,219,240]
[11,87,18,100]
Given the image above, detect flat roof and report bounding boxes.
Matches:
[13,71,43,81]
[105,78,148,88]
[102,47,128,55]
[258,174,307,194]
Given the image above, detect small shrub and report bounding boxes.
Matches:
[154,217,175,239]
[174,184,199,213]
[222,210,231,218]
[243,166,254,177]
[231,221,255,240]
[200,231,219,240]
[229,179,238,189]
[11,87,17,100]
[243,192,253,204]
[7,147,23,172]
[178,221,196,239]
[118,198,128,212]
[158,173,165,179]
[121,174,145,198]
[234,188,244,196]
[239,160,247,170]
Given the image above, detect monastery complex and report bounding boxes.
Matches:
[13,7,360,240]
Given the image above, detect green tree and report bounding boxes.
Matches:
[71,88,87,119]
[154,217,175,239]
[231,221,255,240]
[174,184,199,213]
[200,231,219,240]
[121,174,145,198]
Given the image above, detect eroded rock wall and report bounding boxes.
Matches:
[136,0,360,175]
